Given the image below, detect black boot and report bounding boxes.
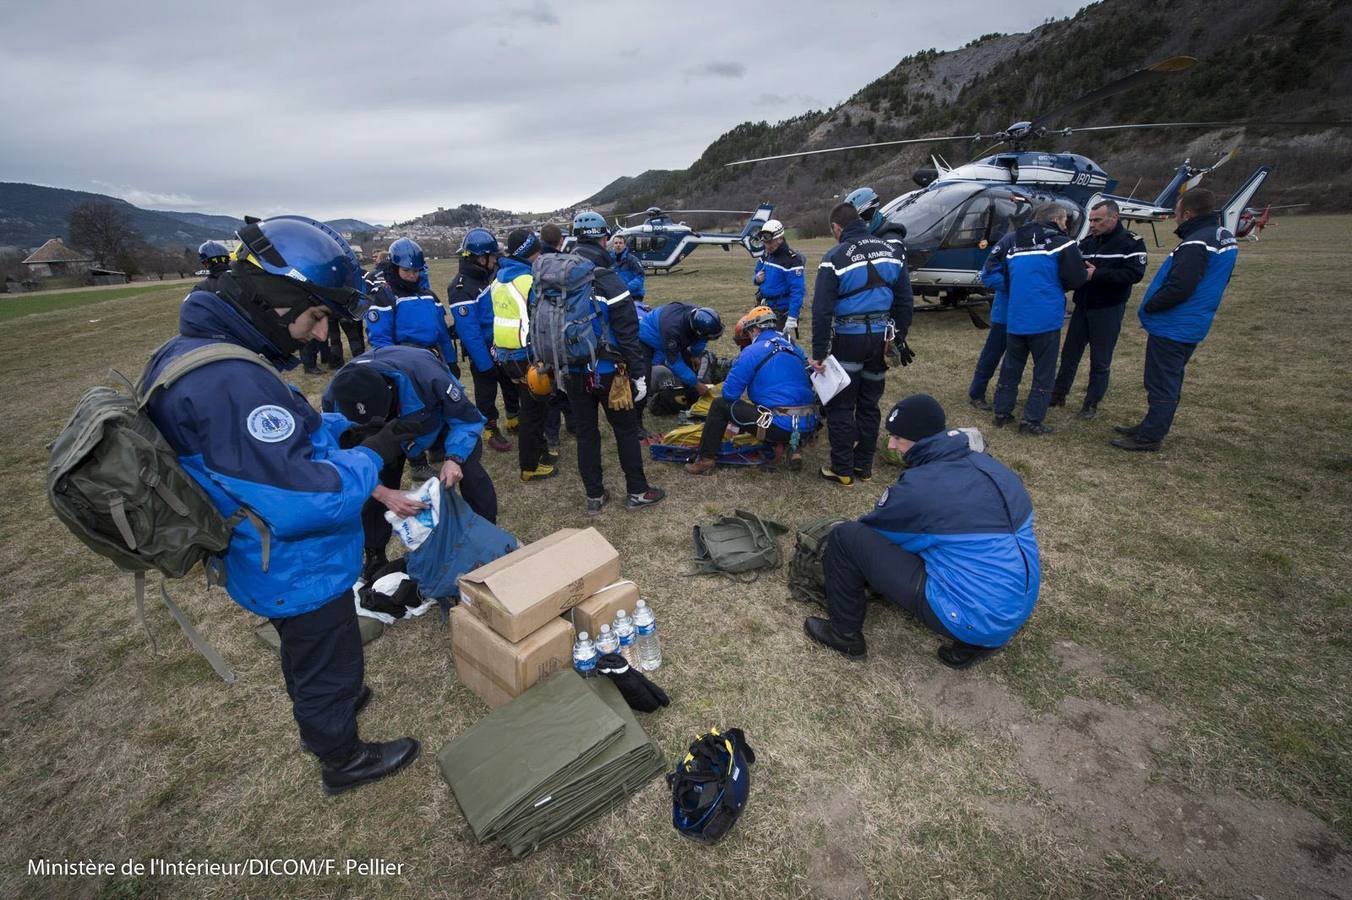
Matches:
[803,616,867,658]
[322,738,420,796]
[936,641,996,670]
[361,548,387,585]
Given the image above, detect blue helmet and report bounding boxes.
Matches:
[388,237,425,270]
[572,210,610,239]
[235,215,367,319]
[688,307,724,341]
[845,187,881,220]
[198,240,230,264]
[460,228,499,257]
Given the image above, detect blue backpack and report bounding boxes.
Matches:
[531,252,603,371]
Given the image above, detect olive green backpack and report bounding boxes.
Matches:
[785,517,850,608]
[47,342,278,682]
[689,509,788,581]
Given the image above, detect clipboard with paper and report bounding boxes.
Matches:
[810,355,851,404]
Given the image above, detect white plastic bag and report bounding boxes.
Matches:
[383,477,442,550]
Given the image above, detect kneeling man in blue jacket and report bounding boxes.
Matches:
[804,394,1041,668]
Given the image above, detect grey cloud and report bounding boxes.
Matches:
[507,0,559,25]
[685,61,747,80]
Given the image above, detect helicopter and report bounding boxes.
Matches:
[609,205,775,273]
[726,55,1348,316]
[1235,203,1309,240]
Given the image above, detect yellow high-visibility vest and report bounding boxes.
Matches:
[491,274,532,350]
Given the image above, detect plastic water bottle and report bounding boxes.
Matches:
[612,610,636,666]
[594,623,620,658]
[572,631,597,677]
[633,599,662,671]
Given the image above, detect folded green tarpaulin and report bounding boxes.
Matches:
[437,669,668,858]
[438,669,625,842]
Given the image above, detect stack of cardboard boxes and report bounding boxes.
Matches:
[450,527,641,708]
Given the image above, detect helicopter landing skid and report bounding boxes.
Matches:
[913,291,991,328]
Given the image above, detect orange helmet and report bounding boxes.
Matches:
[526,363,553,397]
[733,305,780,348]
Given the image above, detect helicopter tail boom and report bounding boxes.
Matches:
[1220,166,1271,234]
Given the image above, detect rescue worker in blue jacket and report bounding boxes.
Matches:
[635,301,723,434]
[804,395,1040,668]
[752,219,806,337]
[1051,199,1148,419]
[611,233,646,302]
[323,344,495,579]
[447,228,516,453]
[142,215,419,795]
[365,237,458,374]
[464,228,560,482]
[1113,189,1237,451]
[811,202,914,485]
[558,211,665,514]
[969,228,1018,410]
[194,240,231,293]
[685,305,817,475]
[992,203,1088,434]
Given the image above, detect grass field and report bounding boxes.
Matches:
[0,280,194,323]
[2,218,1349,899]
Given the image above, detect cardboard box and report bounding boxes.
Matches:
[458,528,621,642]
[565,580,640,637]
[450,606,574,708]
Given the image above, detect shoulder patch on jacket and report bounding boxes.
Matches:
[246,405,296,443]
[456,306,469,316]
[446,382,463,402]
[367,309,380,323]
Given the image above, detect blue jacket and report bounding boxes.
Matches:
[322,345,485,463]
[459,254,535,369]
[1004,221,1087,335]
[445,258,496,373]
[563,240,646,376]
[638,302,708,388]
[811,221,913,360]
[1139,213,1238,343]
[366,274,458,366]
[978,231,1018,325]
[860,430,1040,647]
[722,330,818,433]
[753,242,806,319]
[613,246,646,299]
[142,292,381,618]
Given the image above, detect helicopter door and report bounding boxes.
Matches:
[943,193,998,250]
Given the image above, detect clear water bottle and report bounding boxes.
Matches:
[612,609,636,667]
[594,623,620,658]
[633,599,661,671]
[572,631,597,677]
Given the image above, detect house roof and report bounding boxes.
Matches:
[23,238,92,265]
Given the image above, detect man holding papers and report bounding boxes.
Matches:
[810,202,914,486]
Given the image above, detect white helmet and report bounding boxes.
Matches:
[758,219,785,242]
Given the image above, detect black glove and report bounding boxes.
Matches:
[360,417,422,464]
[596,653,670,712]
[895,338,916,367]
[338,419,385,449]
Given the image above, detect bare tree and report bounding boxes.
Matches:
[68,200,139,267]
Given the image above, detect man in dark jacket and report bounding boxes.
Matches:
[810,202,914,485]
[558,211,665,514]
[752,219,806,338]
[447,228,516,453]
[193,241,231,294]
[1114,189,1238,451]
[804,395,1040,668]
[1051,200,1147,419]
[991,203,1088,434]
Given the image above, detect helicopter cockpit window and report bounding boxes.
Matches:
[628,234,668,254]
[883,183,984,248]
[947,194,995,249]
[987,194,1032,242]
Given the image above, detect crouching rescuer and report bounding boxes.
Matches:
[803,395,1041,668]
[685,306,817,475]
[140,215,420,794]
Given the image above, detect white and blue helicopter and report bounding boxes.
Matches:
[609,205,775,273]
[728,56,1345,318]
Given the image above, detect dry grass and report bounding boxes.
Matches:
[2,218,1349,898]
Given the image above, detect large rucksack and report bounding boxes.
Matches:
[786,517,851,608]
[46,342,279,682]
[689,509,787,581]
[530,252,602,372]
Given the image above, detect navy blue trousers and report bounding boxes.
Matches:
[1053,303,1126,408]
[1137,333,1198,442]
[993,329,1061,425]
[825,522,953,639]
[272,593,364,765]
[471,363,519,425]
[825,332,888,475]
[565,372,650,498]
[968,321,1007,401]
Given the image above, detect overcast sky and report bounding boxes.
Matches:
[3,0,1084,224]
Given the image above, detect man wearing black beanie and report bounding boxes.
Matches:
[803,394,1041,669]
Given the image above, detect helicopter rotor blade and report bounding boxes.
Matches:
[1184,147,1237,191]
[1057,119,1352,136]
[1029,56,1197,129]
[724,132,995,167]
